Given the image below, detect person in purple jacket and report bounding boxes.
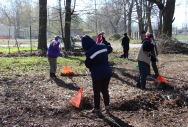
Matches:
[82,35,113,116]
[47,35,62,78]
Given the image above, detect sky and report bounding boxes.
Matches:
[0,0,187,28]
[47,0,188,29]
[173,0,188,28]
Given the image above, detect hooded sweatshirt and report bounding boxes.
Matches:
[47,39,60,58]
[82,35,113,81]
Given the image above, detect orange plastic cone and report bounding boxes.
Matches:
[157,75,167,83]
[70,87,83,108]
[61,65,74,76]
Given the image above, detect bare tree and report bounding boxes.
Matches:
[146,0,175,37]
[127,0,134,36]
[135,0,146,33]
[0,2,25,53]
[38,0,47,51]
[103,0,123,34]
[145,1,154,33]
[58,0,65,42]
[64,0,76,50]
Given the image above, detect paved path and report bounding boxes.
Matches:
[179,40,188,44]
[111,43,141,50]
[0,43,142,49]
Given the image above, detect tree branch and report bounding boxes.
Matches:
[146,0,164,10]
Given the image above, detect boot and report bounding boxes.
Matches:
[50,73,53,77]
[90,108,103,118]
[50,73,56,78]
[53,73,57,78]
[104,106,110,114]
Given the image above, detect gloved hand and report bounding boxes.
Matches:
[58,39,62,43]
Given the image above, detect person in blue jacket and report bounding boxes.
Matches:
[82,35,113,115]
[47,35,62,78]
[149,33,159,78]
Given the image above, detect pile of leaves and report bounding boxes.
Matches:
[157,35,188,54]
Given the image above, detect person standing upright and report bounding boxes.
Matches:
[140,31,159,78]
[96,31,105,44]
[47,35,62,78]
[136,32,155,90]
[121,33,130,59]
[150,33,159,78]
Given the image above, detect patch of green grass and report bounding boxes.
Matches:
[0,48,139,78]
[0,39,53,45]
[57,56,86,71]
[0,47,38,53]
[173,35,188,40]
[0,57,47,71]
[0,56,86,77]
[0,39,38,45]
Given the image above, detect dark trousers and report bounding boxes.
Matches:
[149,56,159,76]
[92,77,111,109]
[123,48,129,58]
[151,61,159,76]
[137,61,150,88]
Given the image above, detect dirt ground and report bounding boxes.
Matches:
[0,47,188,127]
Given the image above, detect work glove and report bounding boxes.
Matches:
[58,39,62,43]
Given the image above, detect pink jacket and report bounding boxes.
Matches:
[96,33,103,44]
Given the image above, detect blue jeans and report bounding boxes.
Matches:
[137,61,150,88]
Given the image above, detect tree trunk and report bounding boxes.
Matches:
[127,0,134,36]
[146,2,153,33]
[158,10,163,35]
[15,8,20,38]
[135,0,146,34]
[38,0,47,51]
[123,0,127,32]
[146,0,175,37]
[64,0,72,51]
[58,0,65,42]
[109,20,118,34]
[162,0,175,36]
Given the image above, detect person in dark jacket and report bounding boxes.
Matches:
[121,33,130,58]
[82,35,113,115]
[136,32,154,90]
[102,36,112,47]
[47,35,62,78]
[149,33,159,78]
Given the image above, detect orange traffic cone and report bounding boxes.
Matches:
[157,75,167,83]
[61,65,74,76]
[70,87,83,108]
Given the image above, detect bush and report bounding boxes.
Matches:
[109,34,121,41]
